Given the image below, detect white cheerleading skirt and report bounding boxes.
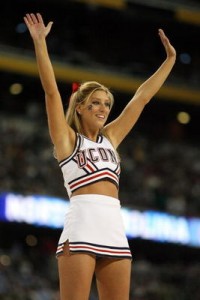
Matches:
[56,194,132,259]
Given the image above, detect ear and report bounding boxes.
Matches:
[76,104,82,115]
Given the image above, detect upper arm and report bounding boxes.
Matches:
[45,91,76,160]
[104,93,146,148]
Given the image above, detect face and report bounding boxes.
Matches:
[77,90,112,132]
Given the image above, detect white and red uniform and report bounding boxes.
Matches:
[59,133,120,197]
[56,133,132,259]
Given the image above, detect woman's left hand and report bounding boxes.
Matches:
[158,29,176,59]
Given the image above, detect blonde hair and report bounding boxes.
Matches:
[66,81,114,134]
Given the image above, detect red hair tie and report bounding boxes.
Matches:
[72,82,80,93]
[68,82,80,104]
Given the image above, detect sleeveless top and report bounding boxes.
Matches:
[59,133,120,197]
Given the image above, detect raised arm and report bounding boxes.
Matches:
[105,29,176,148]
[24,13,75,160]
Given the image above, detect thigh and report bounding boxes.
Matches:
[58,242,96,300]
[95,258,132,300]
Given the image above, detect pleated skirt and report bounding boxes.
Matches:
[56,194,132,259]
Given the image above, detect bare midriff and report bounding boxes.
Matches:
[72,180,119,199]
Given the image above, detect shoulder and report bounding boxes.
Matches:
[101,131,116,149]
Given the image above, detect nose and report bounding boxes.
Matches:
[100,102,108,112]
[99,103,105,112]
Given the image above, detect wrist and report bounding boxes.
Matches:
[166,55,176,63]
[33,36,46,46]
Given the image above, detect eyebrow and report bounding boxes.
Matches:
[91,96,110,102]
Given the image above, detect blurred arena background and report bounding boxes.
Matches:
[0,0,200,299]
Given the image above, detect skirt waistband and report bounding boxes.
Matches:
[70,194,120,206]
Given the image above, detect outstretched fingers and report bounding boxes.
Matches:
[23,15,31,28]
[23,12,53,38]
[158,28,176,58]
[36,13,44,24]
[158,28,169,45]
[24,13,43,26]
[24,14,35,26]
[30,13,39,24]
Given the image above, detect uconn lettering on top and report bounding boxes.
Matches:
[76,147,118,168]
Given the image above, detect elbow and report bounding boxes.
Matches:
[137,88,158,105]
[136,91,151,106]
[143,95,153,105]
[45,88,60,99]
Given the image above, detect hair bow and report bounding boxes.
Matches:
[72,82,80,93]
[68,82,80,104]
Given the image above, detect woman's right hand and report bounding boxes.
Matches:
[23,13,53,41]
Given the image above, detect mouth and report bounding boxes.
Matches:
[96,114,105,120]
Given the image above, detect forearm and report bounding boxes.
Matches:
[33,38,58,96]
[135,56,176,104]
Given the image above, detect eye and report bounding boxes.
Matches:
[105,102,111,108]
[92,100,100,105]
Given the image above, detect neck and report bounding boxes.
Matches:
[81,130,100,142]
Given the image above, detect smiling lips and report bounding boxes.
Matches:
[96,114,105,119]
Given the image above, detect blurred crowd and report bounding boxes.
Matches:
[0,241,200,300]
[1,104,200,217]
[119,132,200,217]
[1,1,200,90]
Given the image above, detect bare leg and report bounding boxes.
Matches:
[95,258,132,300]
[58,242,96,300]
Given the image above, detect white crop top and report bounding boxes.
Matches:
[59,133,120,197]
